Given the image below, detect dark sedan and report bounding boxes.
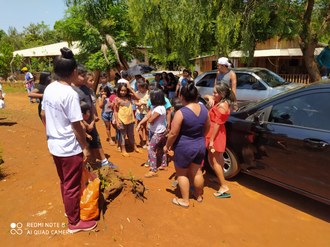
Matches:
[220,80,330,205]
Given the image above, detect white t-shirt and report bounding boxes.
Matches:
[42,81,83,157]
[149,105,166,134]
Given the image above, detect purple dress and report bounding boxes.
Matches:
[173,104,208,168]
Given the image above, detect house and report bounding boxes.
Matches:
[191,38,325,83]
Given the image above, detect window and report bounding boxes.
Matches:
[195,73,216,88]
[269,93,330,131]
[236,73,258,90]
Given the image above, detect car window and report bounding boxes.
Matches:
[254,69,286,87]
[269,93,330,130]
[236,73,258,90]
[195,73,216,88]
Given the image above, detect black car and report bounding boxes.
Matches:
[220,80,330,205]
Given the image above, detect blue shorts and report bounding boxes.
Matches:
[135,112,146,121]
[102,111,113,122]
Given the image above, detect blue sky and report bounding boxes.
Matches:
[0,0,67,33]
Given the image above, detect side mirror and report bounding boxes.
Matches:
[253,112,265,125]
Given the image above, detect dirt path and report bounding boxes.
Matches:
[0,91,329,247]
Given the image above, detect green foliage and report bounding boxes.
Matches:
[0,42,14,78]
[56,0,134,70]
[127,0,209,68]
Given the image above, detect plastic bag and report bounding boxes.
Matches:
[80,167,100,221]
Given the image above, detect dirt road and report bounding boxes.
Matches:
[0,91,329,247]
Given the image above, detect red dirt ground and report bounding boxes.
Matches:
[0,91,329,247]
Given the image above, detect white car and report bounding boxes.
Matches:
[195,67,302,106]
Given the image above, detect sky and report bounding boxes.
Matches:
[0,0,67,33]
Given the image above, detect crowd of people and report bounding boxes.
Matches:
[25,48,236,233]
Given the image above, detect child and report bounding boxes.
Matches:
[85,72,99,122]
[134,78,149,148]
[80,101,94,141]
[137,89,167,178]
[98,86,115,145]
[114,83,141,157]
[109,87,121,150]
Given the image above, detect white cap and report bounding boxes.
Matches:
[217,57,230,66]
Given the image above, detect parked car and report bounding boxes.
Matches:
[213,80,330,205]
[194,67,302,106]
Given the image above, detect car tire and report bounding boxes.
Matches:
[223,147,240,179]
[205,147,240,179]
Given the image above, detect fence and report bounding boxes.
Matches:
[279,74,310,84]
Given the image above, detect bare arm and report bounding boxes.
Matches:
[165,110,183,150]
[28,88,43,99]
[71,121,90,163]
[230,71,237,96]
[166,107,172,131]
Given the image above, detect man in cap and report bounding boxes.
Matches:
[317,40,330,79]
[208,57,238,111]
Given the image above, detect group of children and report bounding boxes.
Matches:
[92,72,183,178]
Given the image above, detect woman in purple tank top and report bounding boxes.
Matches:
[164,84,210,208]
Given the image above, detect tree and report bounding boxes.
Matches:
[56,0,135,71]
[127,0,209,69]
[214,0,330,81]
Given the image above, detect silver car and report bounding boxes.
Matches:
[195,67,302,105]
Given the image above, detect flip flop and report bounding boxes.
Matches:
[214,192,231,198]
[172,198,189,208]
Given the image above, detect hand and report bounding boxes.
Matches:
[136,124,141,131]
[207,97,215,107]
[163,145,168,153]
[82,148,91,164]
[94,116,99,122]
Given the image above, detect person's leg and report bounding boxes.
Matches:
[119,126,129,156]
[145,133,158,177]
[175,166,190,206]
[127,122,140,152]
[208,151,229,194]
[158,133,167,168]
[189,163,204,201]
[53,153,83,225]
[103,120,111,143]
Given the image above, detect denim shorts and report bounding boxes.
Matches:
[102,111,113,122]
[135,112,146,121]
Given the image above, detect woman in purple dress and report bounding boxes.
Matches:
[164,84,210,208]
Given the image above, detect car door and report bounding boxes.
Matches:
[195,73,216,97]
[236,73,270,104]
[251,91,330,202]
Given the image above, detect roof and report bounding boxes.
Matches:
[229,48,324,58]
[13,41,80,57]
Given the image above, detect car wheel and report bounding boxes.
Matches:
[223,147,240,179]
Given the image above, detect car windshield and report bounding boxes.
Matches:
[254,69,286,87]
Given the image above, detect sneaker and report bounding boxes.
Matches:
[101,160,118,169]
[68,220,97,234]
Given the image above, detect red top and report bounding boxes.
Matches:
[205,105,230,152]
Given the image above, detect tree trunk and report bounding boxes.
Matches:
[299,41,321,83]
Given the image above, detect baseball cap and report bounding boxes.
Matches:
[21,67,28,72]
[217,57,229,66]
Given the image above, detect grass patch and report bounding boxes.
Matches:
[2,82,26,93]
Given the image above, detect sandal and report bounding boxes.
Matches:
[172,198,189,208]
[213,191,231,198]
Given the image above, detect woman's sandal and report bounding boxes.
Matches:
[213,190,231,198]
[172,198,189,208]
